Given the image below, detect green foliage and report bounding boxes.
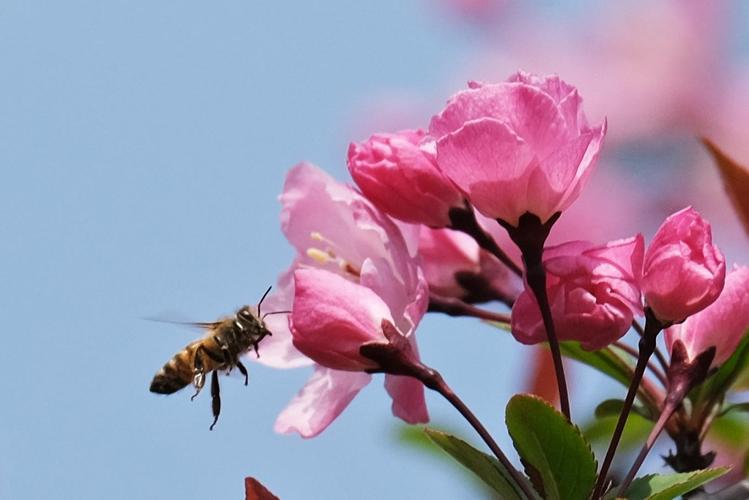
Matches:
[594,399,654,421]
[618,467,730,500]
[718,402,749,417]
[558,341,632,388]
[424,428,534,499]
[696,332,749,406]
[505,394,597,500]
[583,413,653,453]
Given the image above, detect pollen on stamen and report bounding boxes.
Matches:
[307,248,332,265]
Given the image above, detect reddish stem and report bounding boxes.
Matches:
[428,294,511,324]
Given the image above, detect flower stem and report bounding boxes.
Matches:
[500,212,570,420]
[359,327,535,499]
[618,339,715,495]
[449,205,523,277]
[632,320,669,374]
[428,294,511,324]
[618,402,679,494]
[591,309,663,499]
[420,369,537,499]
[613,341,667,387]
[524,260,570,419]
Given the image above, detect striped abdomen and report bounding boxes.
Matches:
[150,337,226,394]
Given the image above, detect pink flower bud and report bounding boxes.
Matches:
[511,236,644,350]
[290,268,398,372]
[347,129,464,227]
[665,265,749,368]
[429,72,606,226]
[643,207,726,323]
[418,226,521,301]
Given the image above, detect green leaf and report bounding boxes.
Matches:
[696,332,749,407]
[557,343,662,416]
[621,467,730,499]
[707,412,749,448]
[505,394,597,500]
[718,402,749,417]
[424,428,533,499]
[583,413,653,452]
[559,341,632,387]
[595,399,653,421]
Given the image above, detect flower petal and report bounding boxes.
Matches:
[274,367,371,438]
[291,268,393,371]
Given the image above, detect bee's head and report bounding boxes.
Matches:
[235,306,260,330]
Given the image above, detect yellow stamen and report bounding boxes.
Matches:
[307,248,331,265]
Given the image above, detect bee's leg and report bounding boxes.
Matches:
[209,370,221,431]
[252,340,261,358]
[236,360,249,386]
[212,335,234,374]
[191,347,207,401]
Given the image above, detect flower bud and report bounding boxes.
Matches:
[511,235,644,350]
[665,265,749,368]
[429,72,606,227]
[643,207,726,323]
[347,129,464,227]
[290,268,398,372]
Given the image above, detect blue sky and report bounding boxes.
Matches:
[0,2,523,499]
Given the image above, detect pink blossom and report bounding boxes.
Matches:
[418,225,521,302]
[665,265,749,368]
[265,163,429,437]
[290,268,394,371]
[347,129,464,227]
[461,2,726,143]
[511,235,644,350]
[642,207,726,323]
[429,72,606,226]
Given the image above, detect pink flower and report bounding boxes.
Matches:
[418,225,521,302]
[290,268,395,371]
[347,129,464,227]
[665,265,749,368]
[429,72,606,226]
[642,207,726,323]
[266,163,429,438]
[511,235,644,350]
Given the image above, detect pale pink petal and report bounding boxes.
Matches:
[418,227,481,297]
[385,373,429,424]
[274,367,372,438]
[665,265,749,367]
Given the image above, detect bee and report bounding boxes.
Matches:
[149,286,278,430]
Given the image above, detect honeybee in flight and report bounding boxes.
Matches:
[149,287,280,430]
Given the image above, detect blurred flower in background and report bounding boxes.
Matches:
[342,0,749,482]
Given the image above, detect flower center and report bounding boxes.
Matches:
[306,232,361,278]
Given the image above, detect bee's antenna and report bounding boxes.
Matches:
[257,285,273,316]
[261,310,292,321]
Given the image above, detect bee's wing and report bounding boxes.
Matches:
[142,317,223,331]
